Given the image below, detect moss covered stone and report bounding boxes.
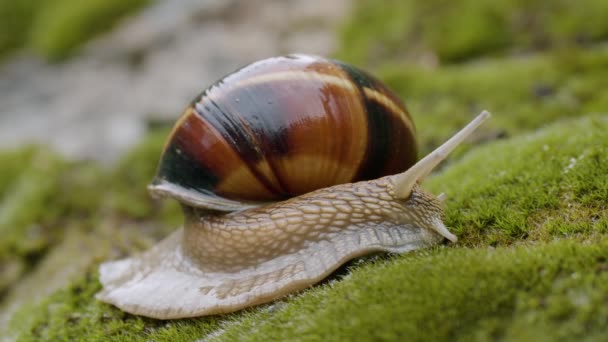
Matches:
[338,0,608,65]
[426,115,608,245]
[0,127,179,320]
[0,0,39,60]
[7,113,608,341]
[0,148,73,295]
[28,0,151,61]
[378,48,608,156]
[0,0,151,61]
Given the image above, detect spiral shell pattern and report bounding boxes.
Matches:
[154,54,416,202]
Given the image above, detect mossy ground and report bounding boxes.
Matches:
[0,0,150,61]
[379,48,608,157]
[336,0,608,65]
[3,0,608,340]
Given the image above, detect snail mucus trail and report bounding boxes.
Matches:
[96,54,491,319]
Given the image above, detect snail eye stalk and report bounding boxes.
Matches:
[391,111,491,198]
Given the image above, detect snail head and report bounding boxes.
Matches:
[383,110,491,243]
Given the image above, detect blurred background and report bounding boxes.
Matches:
[1,0,608,338]
[0,0,350,162]
[2,0,608,162]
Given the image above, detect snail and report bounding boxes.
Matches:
[96,54,490,319]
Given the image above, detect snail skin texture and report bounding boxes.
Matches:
[96,54,491,319]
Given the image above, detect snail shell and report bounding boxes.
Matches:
[96,54,491,319]
[150,54,417,210]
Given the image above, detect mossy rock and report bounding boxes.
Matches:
[28,0,151,61]
[0,128,179,310]
[381,48,608,156]
[0,0,39,59]
[0,147,84,295]
[7,113,608,341]
[426,115,608,245]
[0,0,151,61]
[337,0,608,65]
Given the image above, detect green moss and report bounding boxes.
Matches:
[28,0,150,61]
[8,114,608,341]
[10,272,225,342]
[0,0,41,59]
[426,115,608,246]
[216,240,608,341]
[377,48,608,155]
[337,0,608,65]
[0,146,41,196]
[0,149,108,247]
[0,149,69,291]
[0,0,151,61]
[0,127,180,305]
[420,1,512,63]
[0,147,130,303]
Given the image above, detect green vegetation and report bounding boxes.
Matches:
[2,0,608,340]
[426,115,608,245]
[381,48,608,156]
[0,0,38,59]
[0,147,74,295]
[8,274,225,342]
[0,0,150,61]
[337,0,608,65]
[29,0,150,61]
[0,128,179,303]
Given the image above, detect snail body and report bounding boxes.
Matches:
[96,54,490,319]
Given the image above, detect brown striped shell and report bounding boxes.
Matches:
[150,54,417,211]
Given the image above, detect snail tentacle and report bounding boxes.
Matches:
[391,110,491,198]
